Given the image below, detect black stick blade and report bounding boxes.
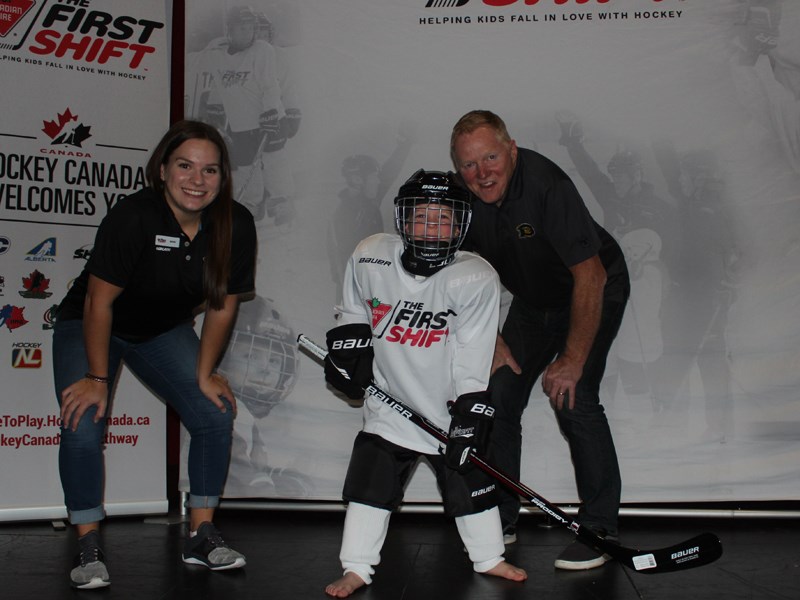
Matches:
[601,532,723,574]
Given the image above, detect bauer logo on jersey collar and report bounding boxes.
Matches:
[516,223,535,238]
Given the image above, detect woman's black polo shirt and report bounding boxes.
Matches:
[57,188,256,342]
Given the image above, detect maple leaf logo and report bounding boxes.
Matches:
[367,297,392,329]
[19,269,53,299]
[42,108,92,147]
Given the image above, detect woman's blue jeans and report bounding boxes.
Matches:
[53,319,234,525]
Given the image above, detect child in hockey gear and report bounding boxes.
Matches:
[324,169,527,598]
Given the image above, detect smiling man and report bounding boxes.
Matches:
[450,110,631,570]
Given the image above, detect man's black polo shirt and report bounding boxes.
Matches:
[57,188,256,342]
[462,147,628,309]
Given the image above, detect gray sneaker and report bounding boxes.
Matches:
[182,522,246,570]
[554,535,616,570]
[70,530,110,589]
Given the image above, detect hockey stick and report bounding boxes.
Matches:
[297,334,723,574]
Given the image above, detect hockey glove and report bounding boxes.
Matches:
[732,0,781,66]
[203,103,226,131]
[445,391,495,473]
[259,109,287,152]
[324,324,374,400]
[281,108,302,139]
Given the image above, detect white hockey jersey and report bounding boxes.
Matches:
[194,38,284,132]
[337,233,501,454]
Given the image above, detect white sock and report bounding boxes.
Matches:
[339,502,392,585]
[456,506,505,573]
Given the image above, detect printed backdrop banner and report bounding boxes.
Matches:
[0,0,172,521]
[181,0,800,506]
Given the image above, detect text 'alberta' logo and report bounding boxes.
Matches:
[25,237,56,262]
[0,0,35,38]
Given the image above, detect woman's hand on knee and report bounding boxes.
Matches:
[60,378,108,431]
[199,372,238,415]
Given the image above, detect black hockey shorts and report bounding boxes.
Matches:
[342,431,499,518]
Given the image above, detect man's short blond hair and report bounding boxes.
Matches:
[450,110,512,166]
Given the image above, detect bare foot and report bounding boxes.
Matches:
[485,560,528,582]
[325,572,367,598]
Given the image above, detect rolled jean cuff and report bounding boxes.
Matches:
[186,494,220,509]
[69,505,105,526]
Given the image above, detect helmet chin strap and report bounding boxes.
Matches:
[400,247,454,277]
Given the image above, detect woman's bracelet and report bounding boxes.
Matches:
[85,372,110,384]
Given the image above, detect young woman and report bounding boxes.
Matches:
[53,120,257,589]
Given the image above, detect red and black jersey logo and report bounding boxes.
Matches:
[381,300,455,349]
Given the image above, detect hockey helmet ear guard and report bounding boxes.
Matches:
[394,169,472,277]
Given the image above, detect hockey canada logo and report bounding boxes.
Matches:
[367,297,393,329]
[19,269,53,299]
[0,0,36,38]
[42,108,92,148]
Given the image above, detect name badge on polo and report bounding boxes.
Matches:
[155,234,180,252]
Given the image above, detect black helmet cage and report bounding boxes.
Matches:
[394,170,472,275]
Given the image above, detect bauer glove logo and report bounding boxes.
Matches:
[469,403,495,418]
[330,338,373,351]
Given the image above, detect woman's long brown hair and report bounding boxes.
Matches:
[145,120,233,310]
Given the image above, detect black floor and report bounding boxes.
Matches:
[1,508,798,599]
